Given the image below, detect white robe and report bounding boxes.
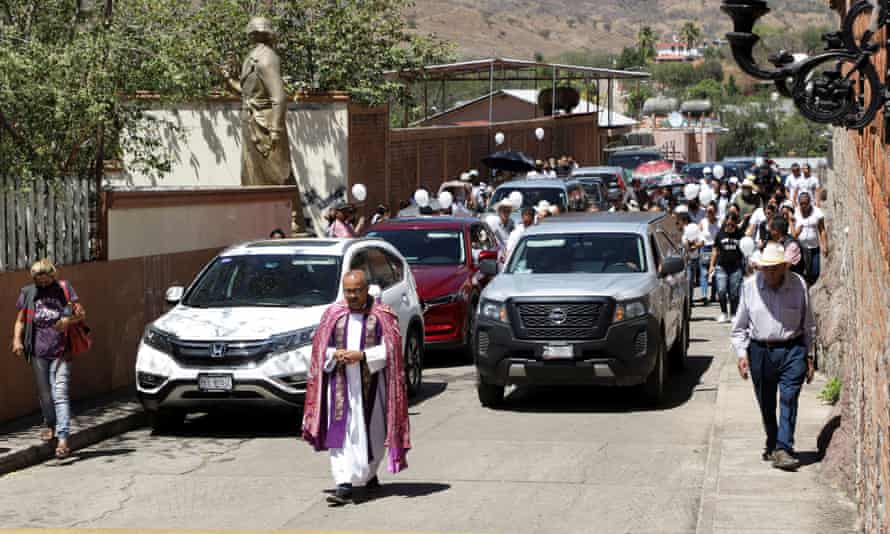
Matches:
[324,313,388,486]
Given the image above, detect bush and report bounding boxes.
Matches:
[819,378,842,405]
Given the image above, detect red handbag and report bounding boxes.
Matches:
[59,280,92,355]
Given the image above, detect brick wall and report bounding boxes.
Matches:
[816,128,890,532]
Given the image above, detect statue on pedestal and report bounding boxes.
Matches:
[223,17,294,187]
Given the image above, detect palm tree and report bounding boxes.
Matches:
[637,26,657,63]
[680,21,702,49]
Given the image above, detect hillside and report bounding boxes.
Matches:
[408,0,837,60]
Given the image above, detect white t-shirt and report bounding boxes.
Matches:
[748,207,768,234]
[683,223,701,259]
[699,218,719,247]
[795,207,824,248]
[796,176,820,201]
[784,173,801,193]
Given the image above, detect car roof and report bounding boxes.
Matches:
[494,178,568,189]
[369,216,478,230]
[609,149,662,156]
[573,166,623,174]
[526,212,667,236]
[220,237,387,257]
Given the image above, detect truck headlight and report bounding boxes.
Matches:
[142,326,174,355]
[479,299,508,323]
[269,326,317,355]
[613,299,648,323]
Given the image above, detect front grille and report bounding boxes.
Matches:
[514,302,606,340]
[171,340,269,368]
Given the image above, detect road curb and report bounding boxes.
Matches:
[0,409,147,476]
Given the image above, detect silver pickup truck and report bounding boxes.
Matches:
[474,212,690,407]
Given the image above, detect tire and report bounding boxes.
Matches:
[405,329,424,398]
[670,307,690,372]
[477,375,504,408]
[643,335,667,407]
[149,408,184,433]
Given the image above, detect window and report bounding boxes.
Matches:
[383,250,405,283]
[471,224,494,251]
[366,248,397,289]
[366,229,466,265]
[508,233,647,274]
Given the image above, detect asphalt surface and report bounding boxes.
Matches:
[0,305,857,533]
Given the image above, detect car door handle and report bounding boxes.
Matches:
[401,294,410,305]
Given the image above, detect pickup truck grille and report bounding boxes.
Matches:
[513,301,609,340]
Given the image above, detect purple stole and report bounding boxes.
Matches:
[323,312,381,450]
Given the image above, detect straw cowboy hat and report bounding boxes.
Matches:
[756,242,789,267]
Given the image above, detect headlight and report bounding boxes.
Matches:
[143,326,174,354]
[424,292,460,310]
[613,299,648,322]
[269,326,317,354]
[479,299,508,323]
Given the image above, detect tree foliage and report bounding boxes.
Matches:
[717,97,829,158]
[0,0,452,181]
[679,22,702,49]
[637,26,657,63]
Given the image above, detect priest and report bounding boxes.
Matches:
[301,270,410,506]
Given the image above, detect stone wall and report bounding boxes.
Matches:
[815,128,890,532]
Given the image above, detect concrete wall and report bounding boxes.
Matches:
[652,128,719,163]
[108,97,350,233]
[815,129,890,532]
[0,248,218,424]
[104,187,297,261]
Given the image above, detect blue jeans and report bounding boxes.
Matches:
[715,265,742,315]
[748,341,807,452]
[699,246,714,301]
[31,357,71,440]
[806,247,821,285]
[686,256,700,300]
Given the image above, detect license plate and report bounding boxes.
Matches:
[198,374,233,392]
[542,345,574,360]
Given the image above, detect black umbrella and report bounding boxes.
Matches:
[482,150,536,173]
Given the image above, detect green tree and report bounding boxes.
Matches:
[726,74,740,97]
[686,79,723,102]
[616,46,644,70]
[625,84,654,117]
[679,21,702,49]
[637,26,657,63]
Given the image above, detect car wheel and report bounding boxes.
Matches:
[462,301,478,363]
[477,374,504,408]
[643,335,667,407]
[405,329,424,398]
[670,307,689,372]
[149,408,184,433]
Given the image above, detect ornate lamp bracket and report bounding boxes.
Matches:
[722,0,888,130]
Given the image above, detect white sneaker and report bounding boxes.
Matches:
[717,313,727,323]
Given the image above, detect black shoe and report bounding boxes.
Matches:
[772,449,801,471]
[326,484,354,506]
[761,449,775,462]
[365,476,381,490]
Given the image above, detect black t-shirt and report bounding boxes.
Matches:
[715,227,745,269]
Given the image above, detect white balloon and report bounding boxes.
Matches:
[535,127,545,141]
[494,132,505,146]
[703,166,713,176]
[739,236,756,257]
[437,191,454,210]
[713,164,725,179]
[351,183,367,202]
[509,191,524,207]
[755,156,765,167]
[414,189,430,208]
[684,184,700,201]
[683,225,699,244]
[698,189,715,205]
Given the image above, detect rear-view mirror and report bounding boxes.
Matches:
[480,259,499,276]
[165,286,184,305]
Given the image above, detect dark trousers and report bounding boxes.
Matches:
[748,340,807,453]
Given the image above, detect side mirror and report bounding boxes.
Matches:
[478,249,498,263]
[660,256,685,276]
[165,286,185,305]
[368,284,382,298]
[480,259,499,276]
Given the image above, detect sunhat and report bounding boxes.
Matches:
[756,242,789,267]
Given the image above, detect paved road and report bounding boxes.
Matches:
[0,306,855,533]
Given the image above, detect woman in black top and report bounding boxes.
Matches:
[707,212,746,323]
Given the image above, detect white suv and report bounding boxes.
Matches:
[136,238,425,429]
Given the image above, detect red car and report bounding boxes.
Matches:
[366,216,503,358]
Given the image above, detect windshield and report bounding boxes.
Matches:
[608,152,661,170]
[576,180,604,203]
[507,233,648,274]
[183,254,341,308]
[490,187,567,209]
[366,230,466,265]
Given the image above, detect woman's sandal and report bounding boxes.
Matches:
[54,443,71,459]
[39,428,54,442]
